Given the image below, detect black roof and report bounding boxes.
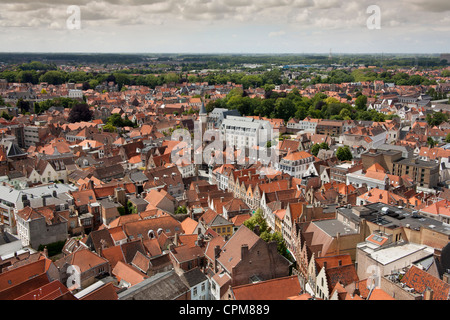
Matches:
[179,267,208,288]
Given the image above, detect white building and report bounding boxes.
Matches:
[68,89,84,99]
[220,116,273,150]
[297,117,319,133]
[0,224,23,256]
[275,151,315,178]
[356,234,435,281]
[180,268,210,300]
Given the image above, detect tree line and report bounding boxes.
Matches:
[206,88,388,122]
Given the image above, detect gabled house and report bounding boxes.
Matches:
[15,206,68,250]
[54,249,111,292]
[209,225,291,299]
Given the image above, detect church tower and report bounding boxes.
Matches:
[199,99,208,132]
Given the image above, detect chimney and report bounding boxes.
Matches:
[423,287,434,300]
[196,234,204,247]
[443,273,450,284]
[214,245,221,273]
[241,244,249,260]
[253,224,261,236]
[43,246,48,259]
[434,248,442,262]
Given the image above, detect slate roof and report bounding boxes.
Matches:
[179,267,208,288]
[118,270,189,300]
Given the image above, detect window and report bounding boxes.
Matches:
[193,287,197,296]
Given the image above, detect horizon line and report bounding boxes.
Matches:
[0,52,447,56]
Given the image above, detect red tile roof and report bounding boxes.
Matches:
[123,215,182,241]
[112,261,147,287]
[326,264,359,289]
[217,225,260,273]
[80,282,118,300]
[232,275,302,300]
[401,265,450,300]
[15,280,71,300]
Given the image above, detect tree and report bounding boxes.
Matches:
[260,231,290,260]
[310,142,329,156]
[273,98,296,121]
[0,111,12,121]
[106,113,134,128]
[336,146,353,161]
[174,206,188,215]
[68,104,93,123]
[426,112,448,127]
[102,124,117,133]
[355,95,368,110]
[339,108,352,120]
[243,209,289,258]
[243,209,268,234]
[39,70,66,85]
[427,137,437,148]
[16,98,31,114]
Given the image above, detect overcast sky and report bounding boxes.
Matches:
[0,0,449,54]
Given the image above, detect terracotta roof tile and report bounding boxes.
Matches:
[217,225,260,273]
[232,275,302,300]
[181,217,199,235]
[326,264,359,289]
[80,282,118,300]
[142,238,163,257]
[401,265,450,300]
[15,280,71,300]
[112,261,147,287]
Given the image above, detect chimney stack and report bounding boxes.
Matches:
[423,287,434,300]
[214,245,221,273]
[241,244,249,261]
[253,224,261,236]
[174,233,179,246]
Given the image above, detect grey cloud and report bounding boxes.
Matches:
[0,0,448,32]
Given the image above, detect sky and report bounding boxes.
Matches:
[0,0,449,54]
